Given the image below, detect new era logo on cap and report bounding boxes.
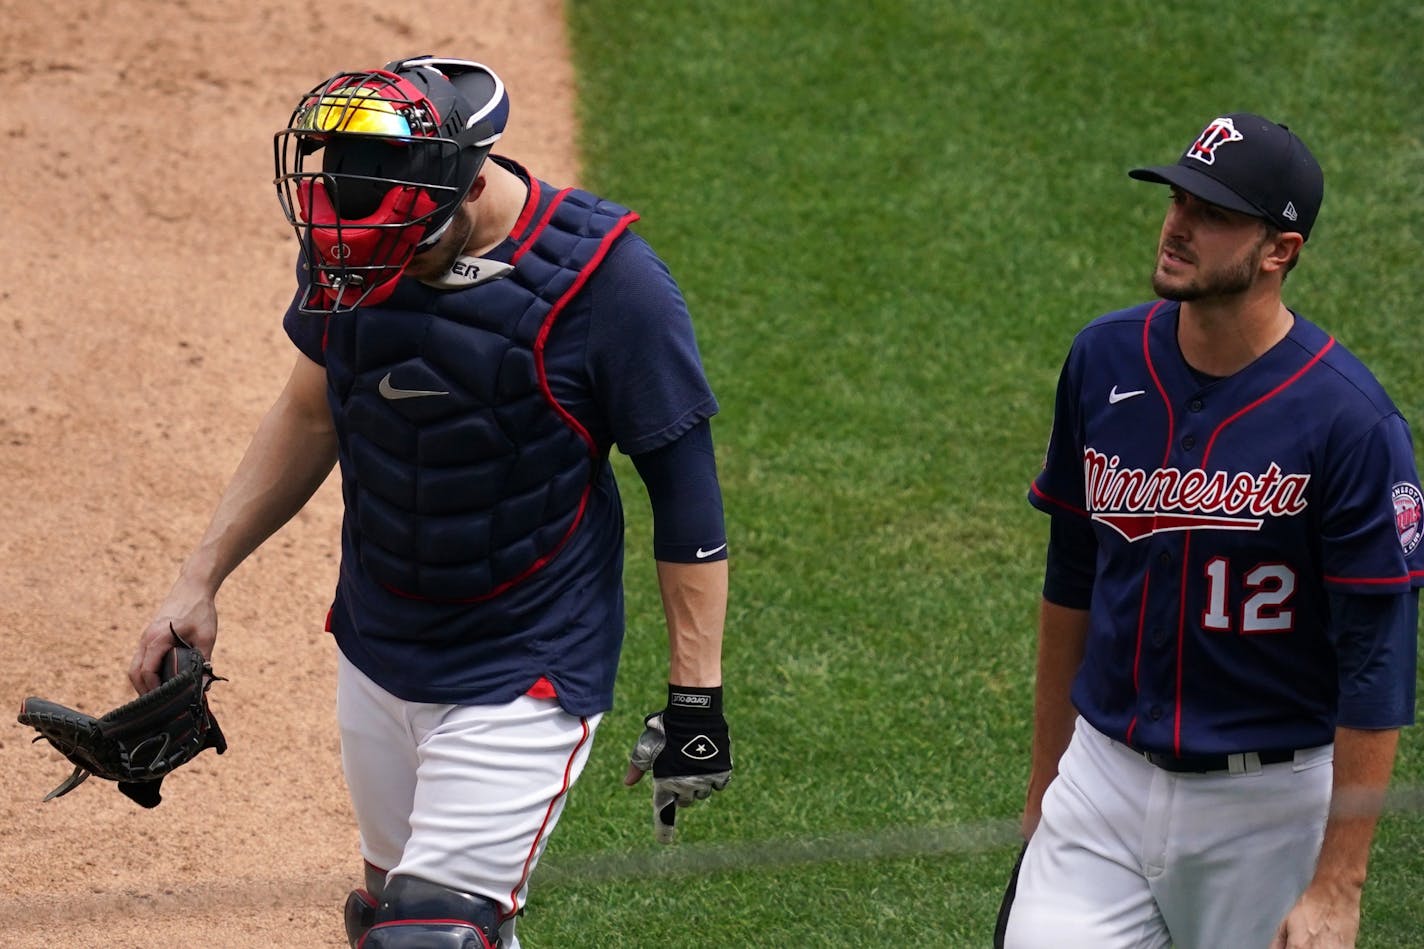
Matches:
[1128,112,1325,241]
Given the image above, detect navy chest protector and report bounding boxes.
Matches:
[321,178,638,601]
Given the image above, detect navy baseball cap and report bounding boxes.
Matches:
[1129,113,1324,241]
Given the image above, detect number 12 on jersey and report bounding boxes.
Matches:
[1202,558,1296,634]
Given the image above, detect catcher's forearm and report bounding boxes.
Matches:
[656,559,727,687]
[179,354,336,593]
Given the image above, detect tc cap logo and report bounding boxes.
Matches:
[1187,116,1245,166]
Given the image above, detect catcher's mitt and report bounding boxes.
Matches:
[17,630,227,808]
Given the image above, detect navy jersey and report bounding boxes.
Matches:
[1030,300,1423,756]
[283,169,718,717]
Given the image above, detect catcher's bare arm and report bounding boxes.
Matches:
[657,559,727,687]
[129,353,335,692]
[624,559,732,841]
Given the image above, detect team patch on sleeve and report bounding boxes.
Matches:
[1392,482,1424,554]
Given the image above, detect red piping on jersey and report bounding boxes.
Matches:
[1142,301,1175,469]
[1028,482,1088,518]
[1130,301,1172,749]
[509,177,544,243]
[1132,573,1150,692]
[533,205,640,454]
[504,714,591,921]
[1173,532,1194,754]
[1201,337,1335,467]
[1325,571,1421,585]
[476,202,641,600]
[1167,329,1334,754]
[509,187,573,267]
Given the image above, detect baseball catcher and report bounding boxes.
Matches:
[17,629,227,808]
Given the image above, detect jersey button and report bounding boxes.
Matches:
[1181,435,1196,451]
[1152,628,1168,647]
[1190,399,1204,412]
[1157,552,1171,567]
[1148,705,1163,721]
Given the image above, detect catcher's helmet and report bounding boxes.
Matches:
[274,55,509,312]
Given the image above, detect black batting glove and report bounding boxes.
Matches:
[625,685,733,843]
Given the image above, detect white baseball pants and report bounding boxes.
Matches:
[1003,716,1333,949]
[337,652,602,949]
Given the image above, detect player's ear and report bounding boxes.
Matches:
[1261,229,1304,276]
[465,175,487,204]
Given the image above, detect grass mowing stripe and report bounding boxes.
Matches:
[535,820,1020,887]
[537,784,1424,888]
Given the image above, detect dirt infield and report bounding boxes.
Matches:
[0,3,577,945]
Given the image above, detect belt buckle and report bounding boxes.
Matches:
[1141,750,1199,772]
[1142,750,1234,773]
[1227,752,1262,775]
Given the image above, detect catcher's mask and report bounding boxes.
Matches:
[274,56,509,313]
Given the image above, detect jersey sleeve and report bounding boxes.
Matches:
[1320,413,1424,595]
[1029,343,1090,520]
[1043,514,1097,608]
[1329,589,1417,729]
[584,232,719,456]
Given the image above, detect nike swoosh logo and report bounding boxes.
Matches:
[379,373,449,401]
[1108,385,1146,404]
[695,543,728,559]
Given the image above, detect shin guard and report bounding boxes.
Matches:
[359,875,502,948]
[344,888,378,948]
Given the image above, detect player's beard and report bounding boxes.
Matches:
[404,203,475,281]
[1152,231,1271,302]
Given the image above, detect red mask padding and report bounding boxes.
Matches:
[297,177,439,308]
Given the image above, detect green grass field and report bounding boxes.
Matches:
[526,1,1424,944]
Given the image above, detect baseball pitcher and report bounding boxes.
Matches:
[999,113,1421,948]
